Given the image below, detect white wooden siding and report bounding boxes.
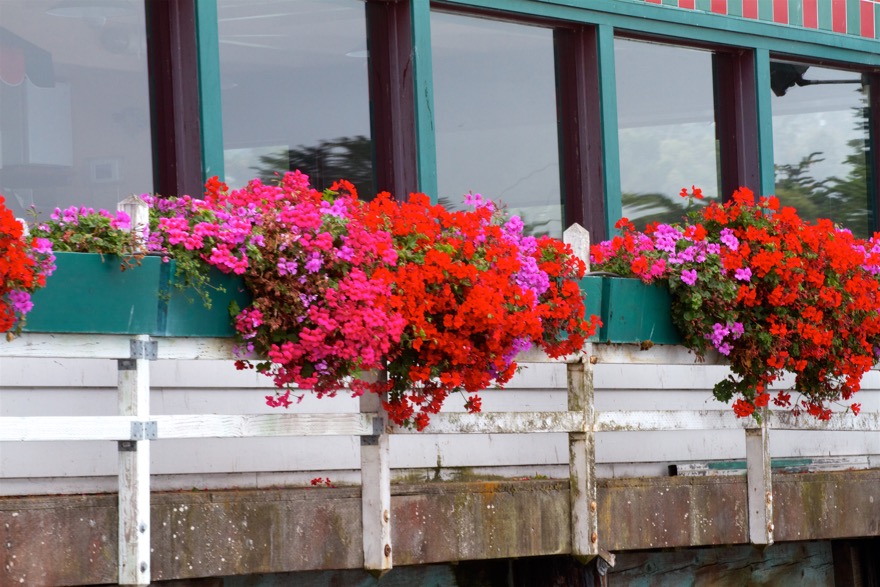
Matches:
[1,357,878,496]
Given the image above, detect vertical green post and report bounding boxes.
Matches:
[754,48,776,197]
[410,0,438,202]
[596,24,621,234]
[194,0,225,182]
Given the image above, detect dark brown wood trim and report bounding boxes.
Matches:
[555,26,606,241]
[146,0,204,197]
[365,0,418,199]
[714,50,762,201]
[867,73,880,235]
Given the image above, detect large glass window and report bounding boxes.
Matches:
[770,60,872,237]
[217,0,372,194]
[431,12,562,238]
[0,1,153,218]
[615,38,720,227]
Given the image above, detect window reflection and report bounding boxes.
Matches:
[218,0,373,195]
[0,1,153,218]
[615,38,720,228]
[431,13,561,238]
[771,60,871,237]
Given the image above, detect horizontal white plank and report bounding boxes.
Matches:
[0,416,136,441]
[592,344,724,366]
[390,411,587,434]
[1,334,136,359]
[595,410,745,432]
[769,411,880,432]
[153,413,377,438]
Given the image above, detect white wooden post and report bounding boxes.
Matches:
[746,408,773,545]
[118,195,149,245]
[360,387,392,574]
[118,336,154,585]
[564,223,599,560]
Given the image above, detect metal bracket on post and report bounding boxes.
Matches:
[746,408,773,545]
[118,336,152,586]
[359,377,392,575]
[129,339,158,361]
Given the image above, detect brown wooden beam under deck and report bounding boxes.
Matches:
[2,471,879,585]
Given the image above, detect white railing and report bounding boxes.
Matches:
[2,226,878,585]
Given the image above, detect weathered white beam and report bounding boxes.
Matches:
[595,410,745,432]
[153,413,376,438]
[359,392,391,574]
[389,411,586,434]
[746,410,773,546]
[592,343,723,365]
[1,333,135,359]
[769,411,880,431]
[568,357,599,560]
[117,339,151,586]
[0,417,138,441]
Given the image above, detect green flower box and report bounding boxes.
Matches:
[580,275,682,345]
[24,252,249,337]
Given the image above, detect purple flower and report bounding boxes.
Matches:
[681,269,698,285]
[734,267,752,282]
[720,228,739,251]
[8,290,33,314]
[305,251,323,273]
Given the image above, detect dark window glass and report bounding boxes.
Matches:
[771,60,871,237]
[615,38,720,227]
[218,0,373,194]
[431,12,562,238]
[0,1,153,218]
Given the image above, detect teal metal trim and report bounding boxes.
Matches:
[757,0,772,22]
[434,0,880,66]
[788,0,803,28]
[727,0,743,18]
[411,0,438,201]
[695,0,711,13]
[817,0,832,31]
[754,48,775,197]
[596,24,622,233]
[847,0,861,36]
[194,0,225,182]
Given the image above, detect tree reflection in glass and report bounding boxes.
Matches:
[615,39,720,229]
[771,61,871,237]
[218,0,373,195]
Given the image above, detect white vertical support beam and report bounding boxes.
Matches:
[360,389,392,574]
[746,408,773,545]
[564,223,598,560]
[118,195,150,244]
[118,336,153,586]
[568,358,598,560]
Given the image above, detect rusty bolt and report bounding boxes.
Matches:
[384,544,392,557]
[589,501,597,513]
[385,425,393,434]
[383,509,390,523]
[589,355,598,365]
[590,532,598,544]
[767,523,774,533]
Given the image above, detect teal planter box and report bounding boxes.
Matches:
[24,252,248,337]
[159,260,250,337]
[580,276,682,345]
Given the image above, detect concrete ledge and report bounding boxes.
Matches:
[2,471,879,586]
